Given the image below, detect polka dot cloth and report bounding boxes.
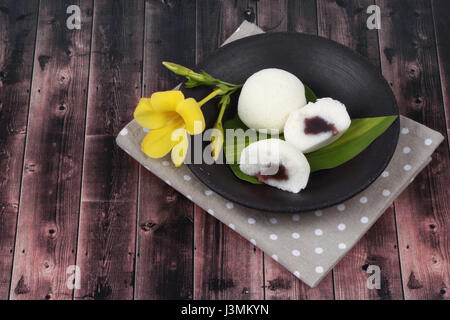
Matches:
[116,23,444,288]
[292,250,301,257]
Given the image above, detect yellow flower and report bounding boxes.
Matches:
[134,90,221,167]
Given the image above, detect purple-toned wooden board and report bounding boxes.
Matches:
[134,0,196,300]
[432,0,450,145]
[377,0,449,300]
[9,0,93,300]
[75,0,143,300]
[0,0,38,299]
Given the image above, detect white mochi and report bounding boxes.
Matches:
[284,98,351,153]
[238,69,307,133]
[239,139,310,194]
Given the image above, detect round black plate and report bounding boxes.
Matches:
[184,33,399,213]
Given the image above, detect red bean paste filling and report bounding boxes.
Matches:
[304,116,338,136]
[255,164,289,182]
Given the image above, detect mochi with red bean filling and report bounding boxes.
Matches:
[238,68,307,133]
[284,98,351,153]
[239,139,310,193]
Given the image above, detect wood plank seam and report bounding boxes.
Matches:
[376,0,449,299]
[71,0,95,301]
[372,0,405,300]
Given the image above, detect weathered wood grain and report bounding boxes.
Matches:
[0,0,38,300]
[265,262,335,300]
[257,0,288,32]
[6,0,90,300]
[316,0,403,300]
[287,0,318,35]
[194,211,264,300]
[432,0,450,144]
[257,0,333,300]
[333,207,403,300]
[377,0,449,300]
[134,0,196,300]
[194,0,264,300]
[75,0,143,300]
[9,0,93,300]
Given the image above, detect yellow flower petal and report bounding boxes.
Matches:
[134,98,178,129]
[176,98,205,135]
[141,120,184,158]
[171,129,189,167]
[150,90,185,112]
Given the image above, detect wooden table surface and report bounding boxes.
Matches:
[0,0,448,300]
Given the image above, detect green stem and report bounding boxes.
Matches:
[216,98,229,124]
[198,89,224,107]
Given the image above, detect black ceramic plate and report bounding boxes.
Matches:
[184,33,399,213]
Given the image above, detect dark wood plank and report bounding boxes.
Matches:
[333,207,403,300]
[75,0,143,300]
[0,0,38,300]
[10,1,92,299]
[257,0,288,32]
[377,0,449,300]
[194,0,264,300]
[316,0,403,300]
[194,212,264,300]
[287,0,318,35]
[265,262,334,300]
[432,0,450,144]
[257,0,334,300]
[317,0,379,66]
[134,0,196,300]
[9,0,92,300]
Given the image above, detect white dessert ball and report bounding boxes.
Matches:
[239,139,310,193]
[238,69,307,133]
[284,98,351,153]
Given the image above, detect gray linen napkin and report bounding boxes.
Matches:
[116,21,444,287]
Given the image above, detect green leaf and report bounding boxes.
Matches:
[306,115,398,172]
[229,164,262,184]
[305,85,318,103]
